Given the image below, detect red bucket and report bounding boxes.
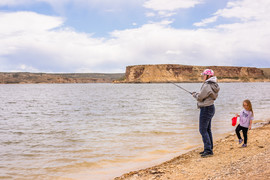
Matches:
[232,116,237,126]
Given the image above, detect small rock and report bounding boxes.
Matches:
[150,169,164,175]
[258,145,264,148]
[181,170,187,174]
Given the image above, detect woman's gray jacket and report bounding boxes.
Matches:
[193,76,220,108]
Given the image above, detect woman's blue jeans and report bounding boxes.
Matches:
[199,104,215,153]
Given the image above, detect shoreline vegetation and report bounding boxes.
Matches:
[0,65,269,84]
[0,72,125,84]
[114,121,270,180]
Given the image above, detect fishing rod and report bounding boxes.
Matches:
[170,82,193,95]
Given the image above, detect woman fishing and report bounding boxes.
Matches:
[192,69,220,157]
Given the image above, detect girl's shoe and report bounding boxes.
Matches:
[241,144,247,148]
[239,139,243,144]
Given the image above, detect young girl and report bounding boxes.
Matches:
[235,100,254,147]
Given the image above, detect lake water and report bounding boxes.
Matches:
[0,83,270,180]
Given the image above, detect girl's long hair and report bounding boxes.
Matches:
[243,99,254,117]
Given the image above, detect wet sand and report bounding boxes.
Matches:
[115,121,270,180]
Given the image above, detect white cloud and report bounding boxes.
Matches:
[166,50,182,55]
[0,11,63,57]
[193,16,218,27]
[215,0,270,21]
[14,64,39,72]
[158,11,177,17]
[143,0,203,11]
[0,11,63,33]
[0,0,144,12]
[1,0,270,73]
[192,0,270,67]
[0,0,110,6]
[143,0,203,18]
[194,0,270,27]
[145,12,156,17]
[0,0,201,18]
[0,0,32,6]
[0,11,111,72]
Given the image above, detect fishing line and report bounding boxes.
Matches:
[170,82,193,95]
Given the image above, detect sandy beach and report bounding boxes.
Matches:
[115,121,270,180]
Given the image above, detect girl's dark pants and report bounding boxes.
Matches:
[199,104,215,154]
[235,125,248,144]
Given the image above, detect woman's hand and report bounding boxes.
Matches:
[249,125,252,130]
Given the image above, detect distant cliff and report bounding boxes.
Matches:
[1,65,269,84]
[0,72,125,84]
[124,64,269,83]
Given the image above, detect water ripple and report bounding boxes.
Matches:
[0,83,269,179]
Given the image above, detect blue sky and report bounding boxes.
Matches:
[0,0,269,73]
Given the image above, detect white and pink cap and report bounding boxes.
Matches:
[201,69,214,76]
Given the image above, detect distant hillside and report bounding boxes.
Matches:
[1,67,269,84]
[0,72,125,84]
[123,64,269,83]
[260,68,270,78]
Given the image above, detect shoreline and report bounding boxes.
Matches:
[0,80,270,85]
[114,80,270,84]
[115,121,270,180]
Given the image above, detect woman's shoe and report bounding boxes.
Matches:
[201,152,213,158]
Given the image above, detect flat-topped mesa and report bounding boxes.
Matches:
[124,64,266,83]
